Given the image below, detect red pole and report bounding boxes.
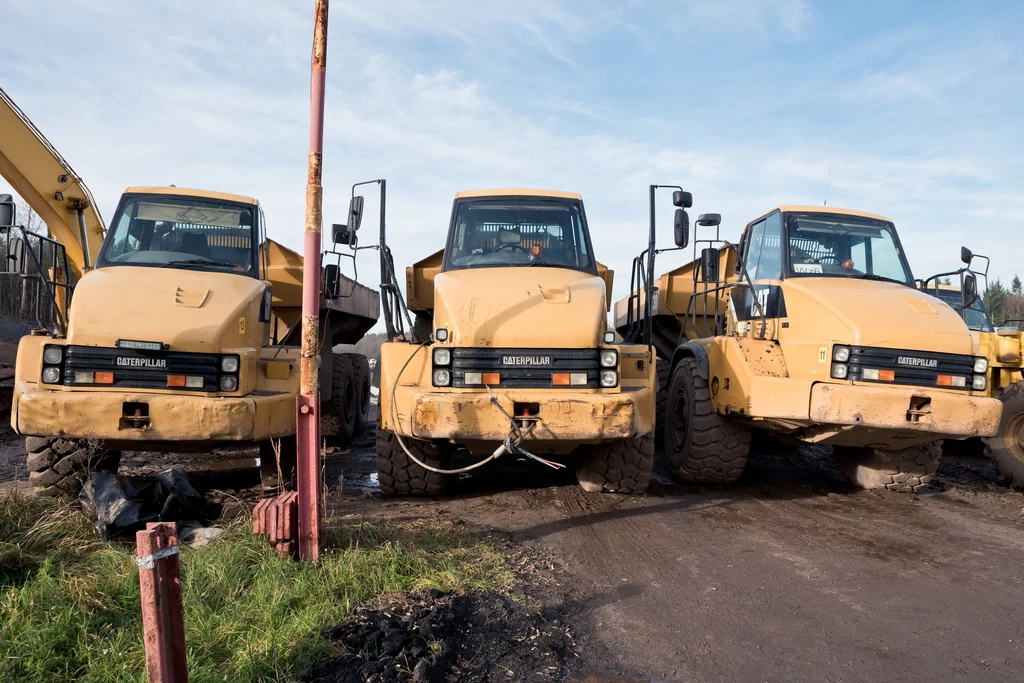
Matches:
[137,522,187,683]
[297,0,329,562]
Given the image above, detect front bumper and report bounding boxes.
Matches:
[386,385,655,443]
[12,382,294,444]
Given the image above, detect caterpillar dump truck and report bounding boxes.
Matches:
[374,189,656,496]
[615,189,1002,492]
[920,249,1024,486]
[0,86,378,496]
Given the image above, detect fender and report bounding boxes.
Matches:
[671,339,711,378]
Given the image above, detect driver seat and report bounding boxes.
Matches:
[181,232,212,259]
[497,227,521,248]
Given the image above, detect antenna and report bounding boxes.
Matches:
[823,170,831,206]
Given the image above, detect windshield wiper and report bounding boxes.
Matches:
[851,273,908,286]
[159,258,239,270]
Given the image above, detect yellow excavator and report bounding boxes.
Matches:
[0,86,378,495]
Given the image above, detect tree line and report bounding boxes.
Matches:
[984,275,1024,327]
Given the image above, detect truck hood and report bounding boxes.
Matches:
[433,267,607,348]
[782,278,973,354]
[66,266,266,352]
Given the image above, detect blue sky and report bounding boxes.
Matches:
[2,0,1022,308]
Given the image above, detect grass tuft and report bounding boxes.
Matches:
[0,493,512,683]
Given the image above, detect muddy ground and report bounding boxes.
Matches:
[2,418,1023,682]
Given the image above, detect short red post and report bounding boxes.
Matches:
[136,522,188,683]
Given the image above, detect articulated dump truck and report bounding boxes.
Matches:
[0,87,378,496]
[615,199,1002,492]
[920,249,1024,487]
[375,189,656,496]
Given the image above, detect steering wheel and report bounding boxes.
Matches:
[495,244,529,254]
[812,256,843,265]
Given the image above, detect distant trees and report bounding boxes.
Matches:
[334,332,386,358]
[985,276,1024,328]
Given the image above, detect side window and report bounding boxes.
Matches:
[104,209,135,260]
[744,214,782,280]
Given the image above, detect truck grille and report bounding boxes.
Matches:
[450,348,600,388]
[847,346,974,389]
[62,346,221,391]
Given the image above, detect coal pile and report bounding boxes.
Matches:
[309,589,577,682]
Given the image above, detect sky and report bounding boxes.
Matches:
[2,0,1023,320]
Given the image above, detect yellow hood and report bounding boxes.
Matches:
[433,267,607,348]
[67,266,266,352]
[782,278,973,354]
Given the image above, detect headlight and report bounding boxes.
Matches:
[600,370,617,387]
[433,369,451,386]
[435,328,448,342]
[433,348,451,366]
[43,347,63,364]
[973,357,988,374]
[221,356,240,373]
[220,375,238,392]
[831,363,848,379]
[832,345,851,362]
[600,350,618,368]
[972,375,987,391]
[41,366,61,384]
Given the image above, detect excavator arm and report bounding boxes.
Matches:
[0,87,105,279]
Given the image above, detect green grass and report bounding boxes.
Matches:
[0,493,512,682]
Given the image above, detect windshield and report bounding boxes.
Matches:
[97,195,257,275]
[785,213,913,285]
[931,287,994,332]
[443,197,596,274]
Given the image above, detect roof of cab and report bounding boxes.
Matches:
[124,186,259,206]
[750,205,891,224]
[454,188,582,200]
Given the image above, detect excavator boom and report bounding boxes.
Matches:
[0,87,105,279]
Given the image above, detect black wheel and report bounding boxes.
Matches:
[259,437,297,493]
[663,356,750,483]
[322,355,357,446]
[340,352,371,436]
[376,429,449,497]
[25,436,120,498]
[984,381,1024,488]
[654,357,670,444]
[833,441,942,493]
[575,433,655,495]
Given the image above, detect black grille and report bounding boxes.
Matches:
[61,345,222,391]
[847,346,974,389]
[449,348,601,388]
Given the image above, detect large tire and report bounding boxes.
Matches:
[663,356,750,483]
[341,352,372,437]
[322,355,357,446]
[984,381,1024,488]
[654,357,670,444]
[575,433,655,495]
[376,429,449,497]
[833,442,942,493]
[25,436,120,498]
[259,437,297,493]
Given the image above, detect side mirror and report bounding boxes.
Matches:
[696,213,721,227]
[323,263,341,299]
[0,194,14,228]
[5,236,25,274]
[347,196,365,232]
[331,223,351,244]
[960,246,973,265]
[674,209,689,248]
[700,247,720,283]
[672,190,693,208]
[962,272,979,309]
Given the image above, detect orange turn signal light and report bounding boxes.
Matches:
[167,375,187,387]
[936,374,953,387]
[552,372,571,386]
[482,372,501,386]
[94,371,114,385]
[877,369,895,382]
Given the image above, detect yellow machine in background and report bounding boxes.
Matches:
[0,87,378,496]
[375,189,656,496]
[616,197,1001,492]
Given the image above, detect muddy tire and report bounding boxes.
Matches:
[654,357,670,444]
[25,437,120,498]
[341,352,372,437]
[376,429,449,497]
[984,381,1024,488]
[663,356,750,483]
[322,355,358,446]
[833,442,942,493]
[259,437,297,493]
[575,433,655,495]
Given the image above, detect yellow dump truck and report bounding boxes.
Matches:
[0,87,378,495]
[375,189,656,496]
[920,249,1024,486]
[616,200,1002,492]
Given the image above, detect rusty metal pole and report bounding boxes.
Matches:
[297,0,329,562]
[137,522,187,683]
